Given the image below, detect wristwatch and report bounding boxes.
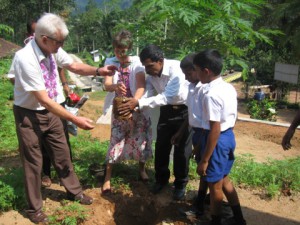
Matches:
[96,67,100,76]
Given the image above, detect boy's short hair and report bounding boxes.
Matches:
[139,44,164,63]
[193,49,223,75]
[180,52,197,70]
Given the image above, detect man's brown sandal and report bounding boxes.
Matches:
[41,176,52,187]
[27,211,49,224]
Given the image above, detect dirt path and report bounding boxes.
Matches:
[1,98,300,225]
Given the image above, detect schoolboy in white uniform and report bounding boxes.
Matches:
[171,53,208,214]
[194,49,246,225]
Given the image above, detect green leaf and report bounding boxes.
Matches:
[0,24,13,34]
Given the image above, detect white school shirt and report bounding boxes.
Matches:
[13,39,72,110]
[186,81,203,128]
[200,77,237,131]
[138,59,189,109]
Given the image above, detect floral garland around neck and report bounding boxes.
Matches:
[40,54,58,100]
[24,35,34,45]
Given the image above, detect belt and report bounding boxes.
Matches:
[162,104,187,110]
[172,105,183,110]
[14,105,49,114]
[192,127,232,133]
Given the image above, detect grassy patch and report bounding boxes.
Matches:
[1,131,300,213]
[230,154,300,197]
[88,90,107,101]
[48,201,89,225]
[0,57,18,152]
[69,134,109,187]
[0,77,18,152]
[0,167,26,211]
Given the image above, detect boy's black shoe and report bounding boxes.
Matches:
[151,183,167,194]
[173,187,186,200]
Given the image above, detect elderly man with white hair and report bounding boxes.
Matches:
[12,13,116,223]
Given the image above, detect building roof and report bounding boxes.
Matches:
[0,38,21,58]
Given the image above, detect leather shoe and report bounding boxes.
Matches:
[41,176,52,188]
[151,183,167,194]
[223,217,247,225]
[67,192,93,205]
[173,188,186,200]
[27,211,49,224]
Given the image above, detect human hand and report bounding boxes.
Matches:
[73,116,95,130]
[100,65,118,76]
[281,129,295,150]
[115,83,127,96]
[118,98,138,115]
[197,160,208,177]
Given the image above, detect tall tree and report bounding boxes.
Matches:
[0,0,75,44]
[68,0,129,55]
[271,0,300,58]
[243,0,300,85]
[131,0,280,78]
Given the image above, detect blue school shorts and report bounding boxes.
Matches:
[199,128,235,183]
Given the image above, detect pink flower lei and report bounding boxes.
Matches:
[40,54,58,99]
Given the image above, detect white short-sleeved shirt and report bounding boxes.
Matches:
[200,77,237,131]
[7,58,15,79]
[138,59,189,109]
[13,39,73,110]
[186,81,203,128]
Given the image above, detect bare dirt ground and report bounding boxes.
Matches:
[1,83,300,225]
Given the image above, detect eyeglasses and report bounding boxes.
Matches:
[42,35,65,45]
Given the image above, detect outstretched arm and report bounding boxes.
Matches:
[282,110,300,150]
[66,62,117,77]
[33,90,94,130]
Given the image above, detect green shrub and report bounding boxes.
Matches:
[0,168,26,211]
[247,98,277,121]
[48,201,89,225]
[0,57,12,76]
